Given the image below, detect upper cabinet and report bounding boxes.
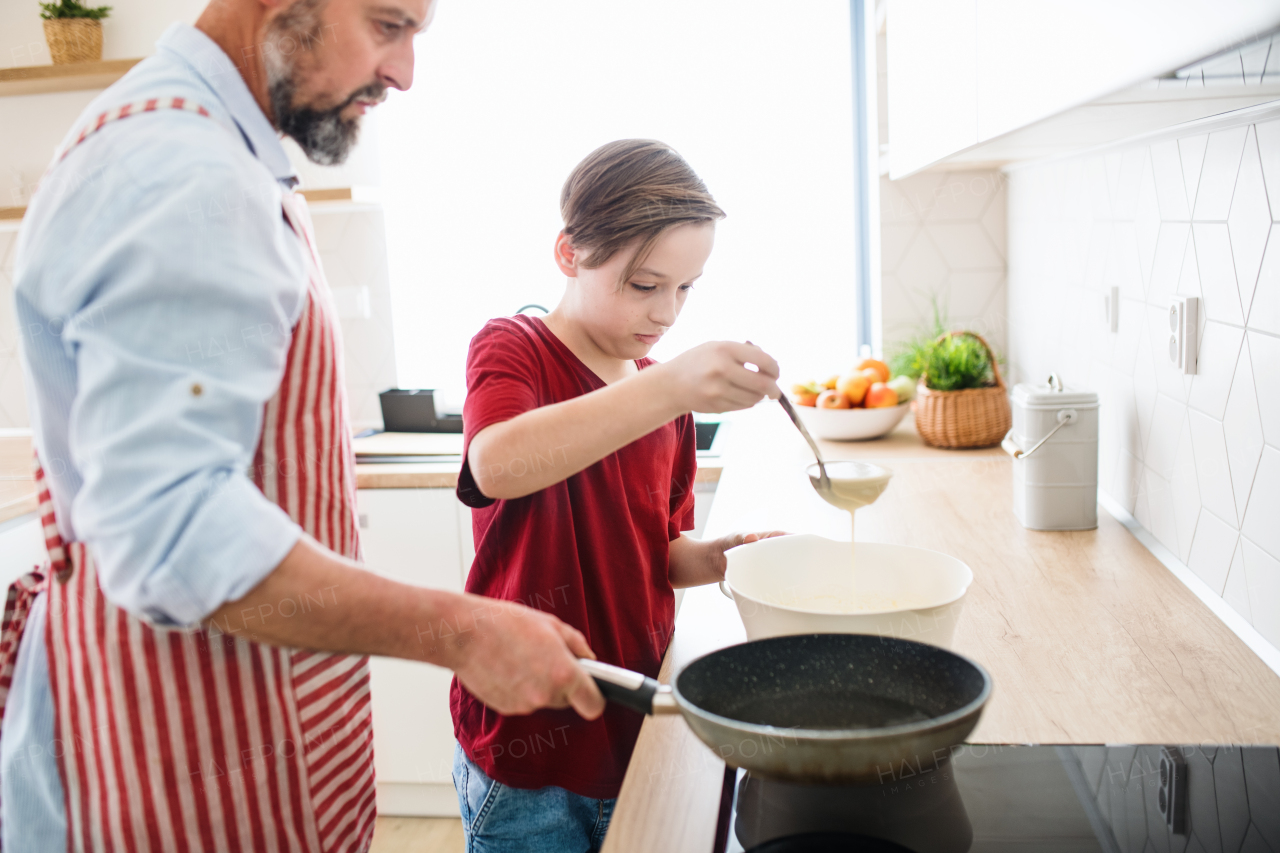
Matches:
[887,0,1280,177]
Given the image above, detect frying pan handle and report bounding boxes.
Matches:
[578,659,678,716]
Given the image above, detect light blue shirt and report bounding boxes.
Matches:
[4,24,312,847]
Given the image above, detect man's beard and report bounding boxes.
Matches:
[263,0,385,166]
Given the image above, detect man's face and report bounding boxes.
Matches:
[262,0,433,164]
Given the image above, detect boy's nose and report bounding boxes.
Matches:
[650,294,679,328]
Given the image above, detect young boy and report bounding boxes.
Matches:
[451,139,782,852]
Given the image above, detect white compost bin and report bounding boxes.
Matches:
[1002,375,1099,531]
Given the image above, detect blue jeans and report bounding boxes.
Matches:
[452,744,615,853]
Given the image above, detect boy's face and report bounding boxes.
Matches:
[561,222,715,361]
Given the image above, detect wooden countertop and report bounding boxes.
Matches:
[356,457,723,489]
[0,436,36,525]
[602,407,1280,853]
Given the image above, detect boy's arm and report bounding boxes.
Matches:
[668,531,789,589]
[468,341,781,500]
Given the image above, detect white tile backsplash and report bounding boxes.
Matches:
[1008,111,1280,658]
[880,170,1008,354]
[1193,126,1247,221]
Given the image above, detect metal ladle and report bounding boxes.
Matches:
[778,393,832,497]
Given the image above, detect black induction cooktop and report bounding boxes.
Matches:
[718,744,1280,853]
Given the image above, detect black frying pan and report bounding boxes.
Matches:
[581,633,991,784]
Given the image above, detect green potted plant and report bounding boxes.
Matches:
[40,0,112,65]
[888,307,1011,449]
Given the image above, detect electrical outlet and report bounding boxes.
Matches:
[1104,286,1119,333]
[1167,297,1198,375]
[1159,746,1187,835]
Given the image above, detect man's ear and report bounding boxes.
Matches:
[553,232,580,278]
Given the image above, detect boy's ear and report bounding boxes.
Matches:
[553,232,579,277]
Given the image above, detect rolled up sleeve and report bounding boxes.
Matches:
[60,151,308,626]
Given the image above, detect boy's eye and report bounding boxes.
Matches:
[377,20,402,36]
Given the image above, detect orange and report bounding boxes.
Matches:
[857,358,890,383]
[835,372,872,406]
[794,391,819,407]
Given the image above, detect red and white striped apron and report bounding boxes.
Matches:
[0,99,376,852]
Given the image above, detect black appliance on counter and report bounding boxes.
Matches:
[378,389,462,433]
[718,744,1279,853]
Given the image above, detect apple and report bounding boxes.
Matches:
[816,389,852,409]
[864,382,899,408]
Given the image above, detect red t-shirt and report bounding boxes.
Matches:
[451,314,697,799]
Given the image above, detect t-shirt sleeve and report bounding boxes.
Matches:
[668,414,699,540]
[457,322,540,508]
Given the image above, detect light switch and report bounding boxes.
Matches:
[1167,297,1198,374]
[1104,286,1119,334]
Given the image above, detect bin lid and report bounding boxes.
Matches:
[1012,378,1097,408]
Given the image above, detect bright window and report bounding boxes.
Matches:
[378,0,858,404]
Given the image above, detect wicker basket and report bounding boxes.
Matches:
[43,19,103,64]
[913,331,1012,449]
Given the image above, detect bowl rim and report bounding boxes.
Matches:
[724,537,974,616]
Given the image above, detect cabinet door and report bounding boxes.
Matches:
[357,488,464,801]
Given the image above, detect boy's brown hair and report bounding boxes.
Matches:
[560,140,725,289]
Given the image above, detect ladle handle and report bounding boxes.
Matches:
[578,659,678,716]
[777,394,830,488]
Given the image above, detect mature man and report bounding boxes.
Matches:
[3,0,604,849]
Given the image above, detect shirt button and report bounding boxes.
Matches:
[191,383,203,397]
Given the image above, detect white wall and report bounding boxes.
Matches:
[377,0,859,402]
[1006,108,1280,652]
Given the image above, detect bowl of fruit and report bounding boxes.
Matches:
[790,359,915,441]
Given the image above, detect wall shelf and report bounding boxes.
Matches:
[0,58,142,98]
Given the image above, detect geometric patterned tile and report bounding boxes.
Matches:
[1241,447,1280,565]
[1193,126,1248,221]
[1229,128,1272,319]
[1254,118,1280,220]
[1187,508,1239,593]
[1192,223,1244,325]
[1223,543,1253,621]
[1250,331,1280,448]
[1188,320,1244,420]
[1179,134,1210,217]
[1171,415,1201,562]
[1149,138,1192,221]
[1240,535,1280,649]
[1251,233,1280,336]
[1188,409,1238,527]
[928,222,1004,270]
[1148,222,1191,304]
[1224,343,1265,520]
[1135,158,1162,290]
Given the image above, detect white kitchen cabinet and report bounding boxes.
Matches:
[357,487,467,817]
[357,477,717,816]
[888,0,1280,176]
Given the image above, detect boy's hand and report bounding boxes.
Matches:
[669,531,789,588]
[660,341,782,414]
[440,594,606,720]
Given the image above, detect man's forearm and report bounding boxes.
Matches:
[207,535,482,668]
[205,535,607,718]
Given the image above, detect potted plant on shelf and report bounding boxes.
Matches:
[889,311,1011,449]
[39,0,112,65]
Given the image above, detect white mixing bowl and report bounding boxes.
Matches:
[795,402,910,440]
[722,534,973,648]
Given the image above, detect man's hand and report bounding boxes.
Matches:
[668,531,789,588]
[437,594,606,719]
[656,341,782,414]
